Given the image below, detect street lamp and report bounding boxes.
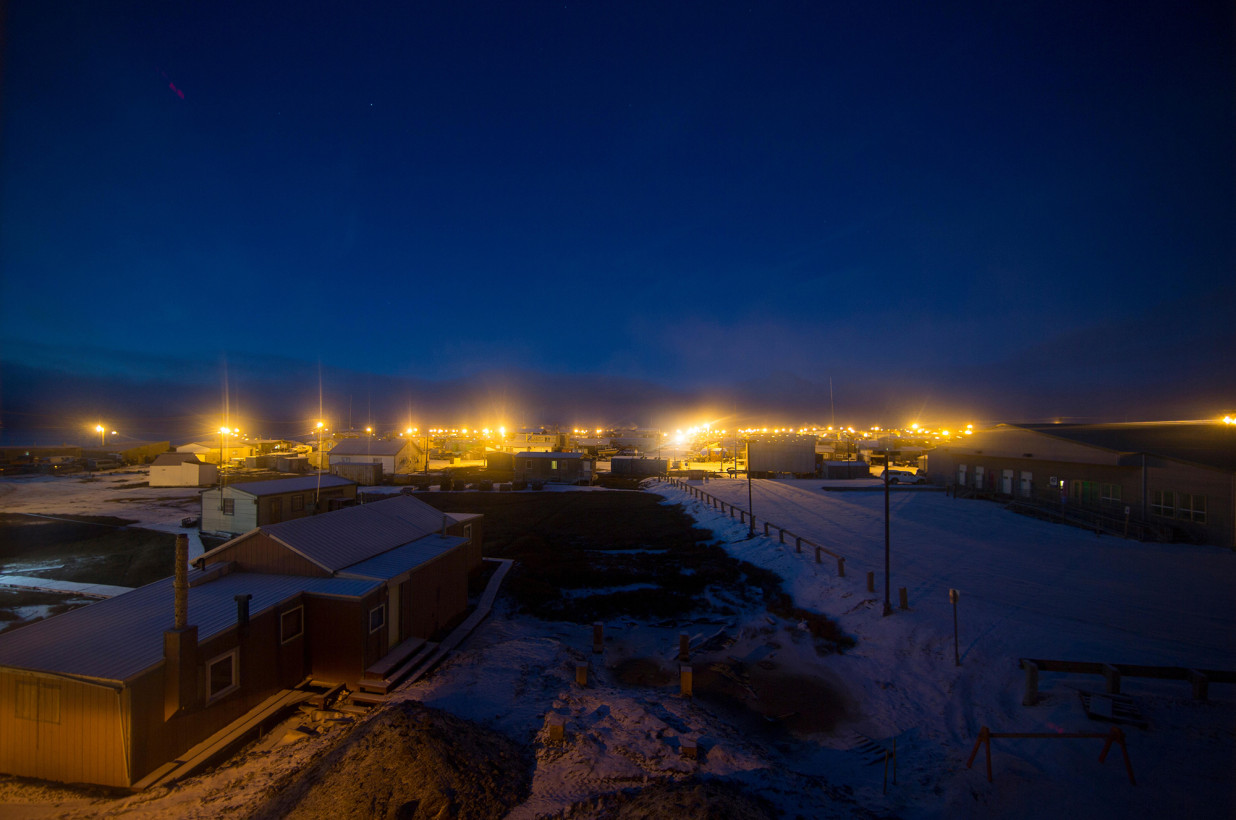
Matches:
[315,421,325,508]
[883,447,893,616]
[95,424,105,447]
[746,438,755,537]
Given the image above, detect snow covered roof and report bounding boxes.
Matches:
[152,453,202,466]
[254,494,455,573]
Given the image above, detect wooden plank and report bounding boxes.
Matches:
[365,636,427,679]
[134,689,313,791]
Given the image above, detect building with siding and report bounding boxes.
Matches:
[200,475,357,536]
[513,451,596,485]
[0,495,483,788]
[149,453,218,488]
[747,435,819,477]
[326,438,424,476]
[925,422,1236,548]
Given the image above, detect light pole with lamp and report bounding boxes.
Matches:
[95,424,106,447]
[746,437,755,537]
[883,445,893,616]
[218,426,232,511]
[315,421,325,509]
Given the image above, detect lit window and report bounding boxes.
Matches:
[206,650,239,702]
[369,604,386,634]
[281,606,304,643]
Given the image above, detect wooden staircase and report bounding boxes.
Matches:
[353,636,440,703]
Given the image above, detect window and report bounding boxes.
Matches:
[369,604,386,634]
[1100,483,1122,504]
[280,606,304,643]
[222,498,235,515]
[526,460,534,469]
[206,650,239,702]
[291,494,304,512]
[14,681,60,724]
[1150,490,1175,517]
[1177,494,1206,524]
[463,523,472,543]
[551,460,558,470]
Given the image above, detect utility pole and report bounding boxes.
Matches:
[747,438,755,537]
[883,448,893,616]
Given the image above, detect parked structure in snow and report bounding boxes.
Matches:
[149,453,218,487]
[0,495,482,788]
[513,451,596,485]
[609,455,668,477]
[747,434,819,476]
[820,460,871,480]
[200,475,357,536]
[926,422,1236,548]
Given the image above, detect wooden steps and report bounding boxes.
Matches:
[358,640,438,695]
[132,688,314,791]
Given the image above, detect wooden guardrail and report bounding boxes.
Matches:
[1019,657,1234,704]
[661,477,848,578]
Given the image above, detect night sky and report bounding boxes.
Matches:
[2,2,1233,441]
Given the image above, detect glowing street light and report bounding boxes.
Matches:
[95,424,105,447]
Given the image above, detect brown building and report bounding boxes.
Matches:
[0,495,483,788]
[513,451,596,485]
[926,422,1236,548]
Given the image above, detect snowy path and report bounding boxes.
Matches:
[670,478,1236,668]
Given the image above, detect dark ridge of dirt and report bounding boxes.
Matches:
[250,701,532,820]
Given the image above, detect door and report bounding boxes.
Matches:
[957,465,967,486]
[1019,471,1032,498]
[1001,469,1013,495]
[974,466,985,488]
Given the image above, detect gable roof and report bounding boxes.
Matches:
[328,438,416,457]
[340,533,467,581]
[221,474,355,498]
[256,494,452,573]
[0,571,379,683]
[153,453,203,466]
[1013,423,1236,472]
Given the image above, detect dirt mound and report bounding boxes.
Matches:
[252,701,531,820]
[584,778,777,820]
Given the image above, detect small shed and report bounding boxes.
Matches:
[149,453,219,487]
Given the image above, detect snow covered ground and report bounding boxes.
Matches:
[1,476,1232,818]
[627,478,1236,817]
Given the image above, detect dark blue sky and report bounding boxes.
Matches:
[2,1,1233,440]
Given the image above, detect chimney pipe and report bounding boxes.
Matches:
[235,594,252,629]
[174,534,188,630]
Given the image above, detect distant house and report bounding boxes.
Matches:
[926,422,1236,548]
[326,438,424,476]
[176,440,256,466]
[149,453,218,487]
[201,475,357,536]
[513,452,595,485]
[0,495,483,788]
